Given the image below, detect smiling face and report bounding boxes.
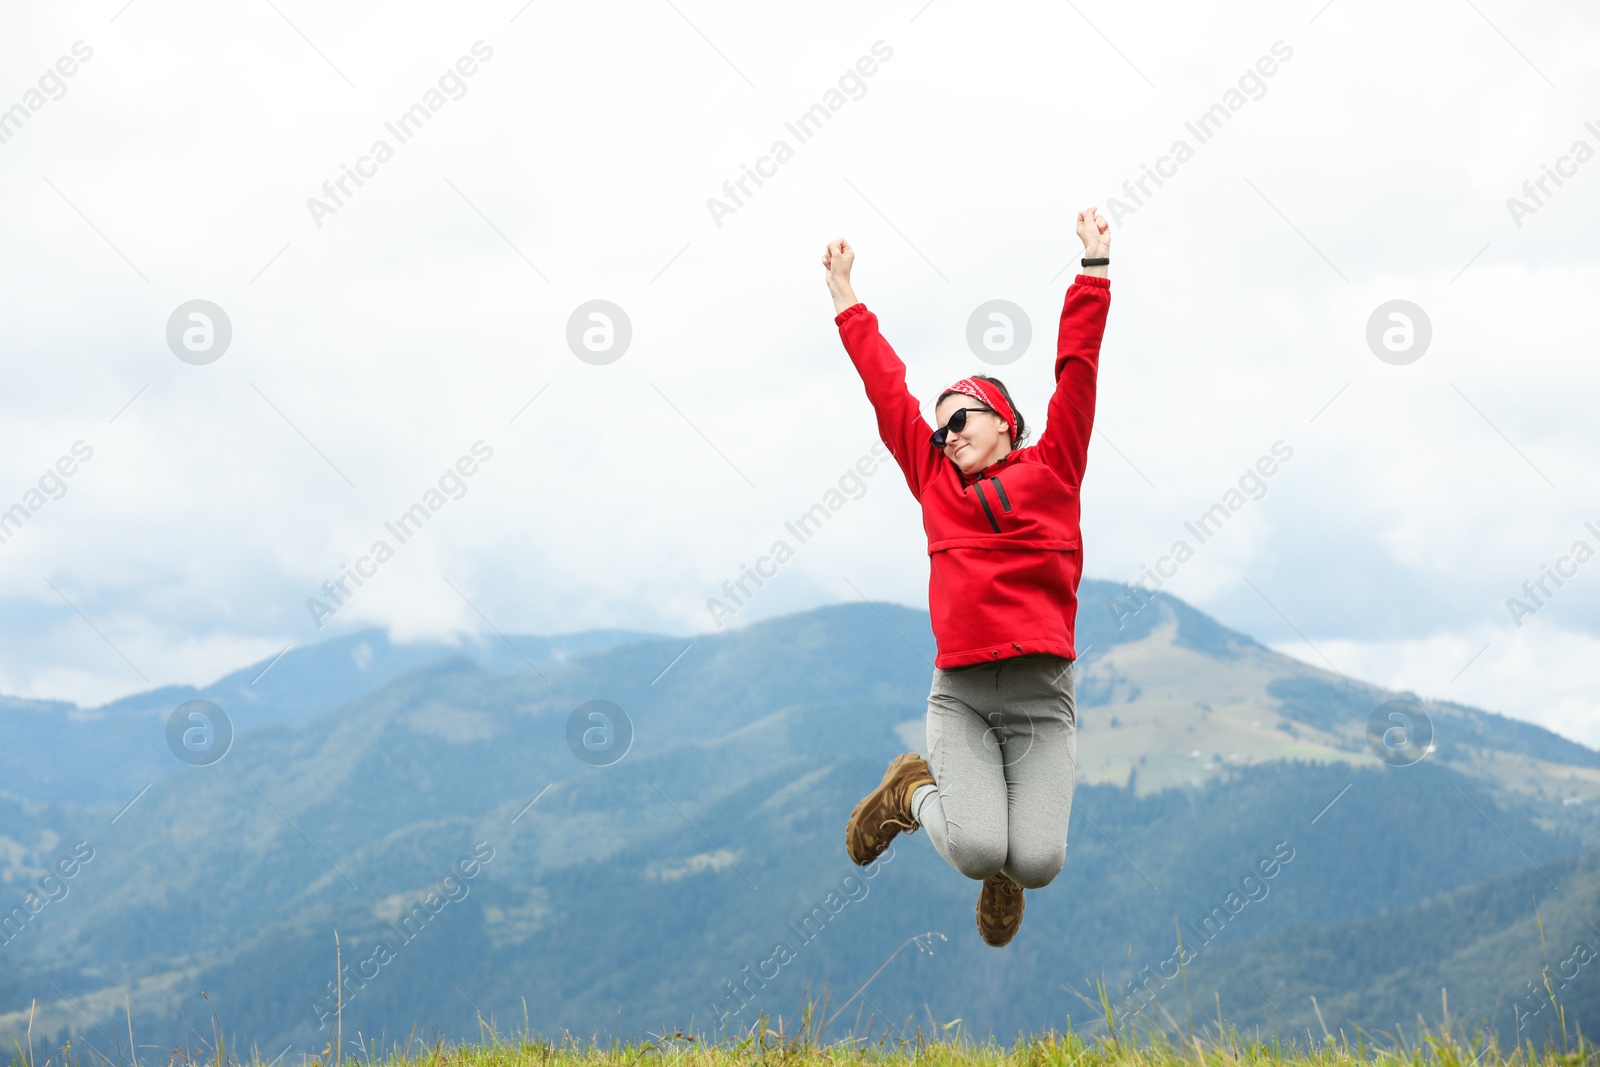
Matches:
[935,393,1012,476]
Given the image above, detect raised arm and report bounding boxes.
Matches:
[824,238,941,500]
[1034,208,1112,486]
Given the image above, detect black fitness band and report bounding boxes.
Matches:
[1081,257,1110,266]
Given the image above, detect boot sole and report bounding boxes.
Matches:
[977,877,1025,946]
[845,754,926,866]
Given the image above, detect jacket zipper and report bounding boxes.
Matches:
[973,481,1001,532]
[989,474,1012,512]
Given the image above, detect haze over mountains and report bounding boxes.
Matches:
[2,581,1597,1057]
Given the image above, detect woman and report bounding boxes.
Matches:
[822,209,1111,947]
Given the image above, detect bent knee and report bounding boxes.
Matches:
[1005,846,1066,889]
[949,838,1008,881]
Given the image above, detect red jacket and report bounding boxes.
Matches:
[834,274,1111,668]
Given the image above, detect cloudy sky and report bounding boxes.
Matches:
[2,0,1597,746]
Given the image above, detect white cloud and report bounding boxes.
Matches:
[1278,620,1600,750]
[0,0,1596,749]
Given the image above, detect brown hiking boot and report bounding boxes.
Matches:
[976,873,1025,946]
[845,753,936,866]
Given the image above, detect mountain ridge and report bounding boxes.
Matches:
[3,587,1598,1053]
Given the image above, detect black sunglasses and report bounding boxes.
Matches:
[930,406,995,449]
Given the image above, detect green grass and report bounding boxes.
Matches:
[8,984,1598,1067]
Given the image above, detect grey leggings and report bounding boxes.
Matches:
[910,653,1077,889]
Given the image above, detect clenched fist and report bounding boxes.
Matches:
[822,238,855,284]
[1076,207,1110,258]
[823,237,860,314]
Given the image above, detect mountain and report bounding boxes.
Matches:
[0,626,661,807]
[1,581,1596,1057]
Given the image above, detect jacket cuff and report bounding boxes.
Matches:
[834,303,867,326]
[1073,274,1111,289]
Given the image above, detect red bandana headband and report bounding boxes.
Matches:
[941,378,1016,439]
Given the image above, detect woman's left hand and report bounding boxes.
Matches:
[1076,207,1110,257]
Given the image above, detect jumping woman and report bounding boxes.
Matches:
[822,208,1111,947]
